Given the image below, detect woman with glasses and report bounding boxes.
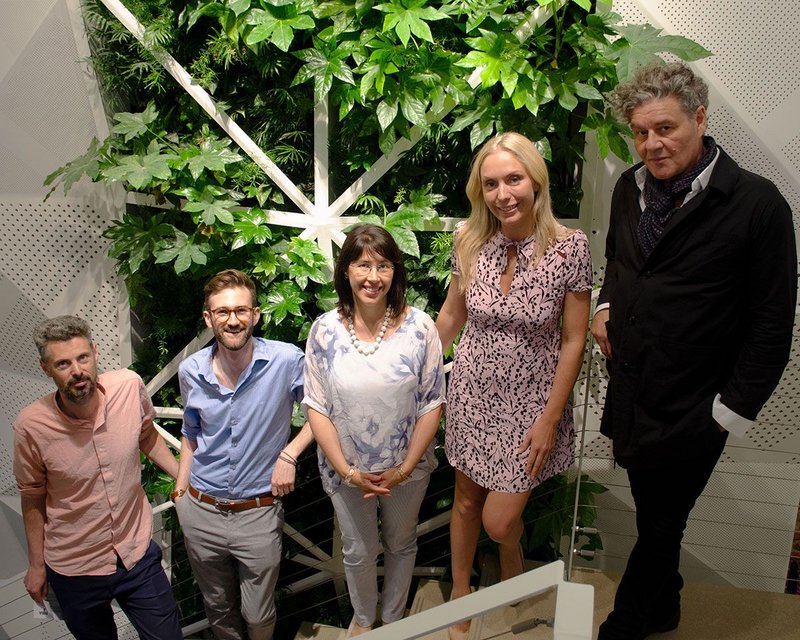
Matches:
[302,224,445,637]
[436,132,592,639]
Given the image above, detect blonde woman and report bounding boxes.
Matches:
[436,132,592,638]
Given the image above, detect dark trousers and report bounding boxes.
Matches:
[46,540,182,640]
[598,439,725,639]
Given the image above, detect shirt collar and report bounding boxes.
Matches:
[198,337,270,386]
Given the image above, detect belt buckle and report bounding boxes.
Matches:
[214,497,231,510]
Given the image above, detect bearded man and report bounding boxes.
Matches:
[14,315,182,640]
[172,268,313,640]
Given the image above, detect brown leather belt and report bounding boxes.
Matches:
[188,485,275,512]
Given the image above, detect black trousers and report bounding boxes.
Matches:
[598,438,726,639]
[46,540,182,640]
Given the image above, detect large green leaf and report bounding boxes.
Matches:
[292,45,355,102]
[183,198,239,226]
[609,23,712,81]
[458,30,515,87]
[245,8,315,52]
[283,237,328,288]
[376,99,399,130]
[181,139,242,180]
[154,230,211,274]
[110,103,159,142]
[400,91,428,127]
[374,0,449,47]
[185,2,226,30]
[231,208,273,249]
[388,226,419,257]
[314,283,338,312]
[228,0,250,16]
[252,246,280,278]
[263,280,307,324]
[103,211,176,275]
[569,0,593,12]
[102,148,176,190]
[44,137,102,200]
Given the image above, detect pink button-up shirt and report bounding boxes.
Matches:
[14,369,156,576]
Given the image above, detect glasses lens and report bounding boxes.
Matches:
[352,262,393,275]
[212,307,252,321]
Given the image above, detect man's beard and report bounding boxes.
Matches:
[214,323,254,351]
[61,376,97,404]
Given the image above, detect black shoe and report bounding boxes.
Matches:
[644,609,680,636]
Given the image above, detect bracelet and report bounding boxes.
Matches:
[396,466,411,481]
[170,488,185,501]
[343,467,356,487]
[278,452,297,466]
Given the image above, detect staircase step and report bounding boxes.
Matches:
[294,621,346,639]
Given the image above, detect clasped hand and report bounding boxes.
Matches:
[350,466,408,499]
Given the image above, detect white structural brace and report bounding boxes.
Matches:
[356,560,593,640]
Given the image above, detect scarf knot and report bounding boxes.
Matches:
[637,136,717,258]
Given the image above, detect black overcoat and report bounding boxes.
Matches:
[598,147,797,468]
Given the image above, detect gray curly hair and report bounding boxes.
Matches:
[610,62,709,123]
[34,315,93,359]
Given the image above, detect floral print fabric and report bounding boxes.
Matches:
[445,224,593,492]
[303,307,445,494]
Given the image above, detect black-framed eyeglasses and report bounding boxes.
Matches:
[350,261,395,276]
[208,307,256,322]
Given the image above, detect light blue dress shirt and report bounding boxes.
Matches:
[179,337,304,499]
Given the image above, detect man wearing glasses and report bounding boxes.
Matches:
[173,269,313,640]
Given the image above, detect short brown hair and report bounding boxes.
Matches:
[34,315,93,359]
[203,269,257,308]
[334,224,407,320]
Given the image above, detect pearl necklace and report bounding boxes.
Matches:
[347,309,390,355]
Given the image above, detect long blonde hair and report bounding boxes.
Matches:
[455,132,560,293]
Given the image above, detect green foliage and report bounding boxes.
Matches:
[62,1,712,297]
[523,473,608,561]
[358,183,444,257]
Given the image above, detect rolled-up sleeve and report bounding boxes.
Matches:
[13,422,47,497]
[178,364,201,441]
[416,315,446,418]
[301,318,332,419]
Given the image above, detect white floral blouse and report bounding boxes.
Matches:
[302,306,445,494]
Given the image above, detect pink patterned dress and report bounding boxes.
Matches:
[445,224,593,492]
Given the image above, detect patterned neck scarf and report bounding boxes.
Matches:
[637,136,717,258]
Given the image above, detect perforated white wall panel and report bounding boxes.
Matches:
[0,4,129,634]
[580,0,800,593]
[0,2,128,501]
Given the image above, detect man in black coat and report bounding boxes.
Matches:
[591,62,796,640]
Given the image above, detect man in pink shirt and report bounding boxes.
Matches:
[13,315,183,640]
